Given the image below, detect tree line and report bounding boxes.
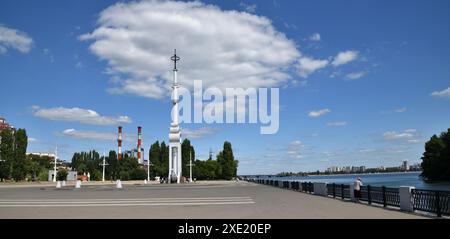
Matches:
[69,139,238,181]
[0,127,238,182]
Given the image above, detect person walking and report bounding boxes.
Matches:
[354,177,363,202]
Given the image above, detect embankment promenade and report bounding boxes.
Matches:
[0,180,425,218]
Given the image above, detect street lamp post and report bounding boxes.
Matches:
[186,149,195,183]
[100,150,109,182]
[52,146,58,182]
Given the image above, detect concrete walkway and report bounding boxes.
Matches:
[0,181,425,218]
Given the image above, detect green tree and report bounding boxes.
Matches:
[217,141,238,180]
[0,129,14,180]
[181,139,195,178]
[159,141,169,178]
[149,141,161,178]
[12,129,27,180]
[70,150,102,180]
[118,153,140,180]
[421,129,450,181]
[106,150,118,180]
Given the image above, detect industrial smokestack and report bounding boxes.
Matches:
[137,126,142,163]
[118,126,123,161]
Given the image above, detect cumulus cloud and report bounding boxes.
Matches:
[79,0,300,99]
[183,127,219,139]
[308,108,330,118]
[61,129,134,142]
[431,87,450,99]
[32,106,132,125]
[297,56,328,78]
[0,25,33,54]
[309,33,321,41]
[345,71,365,80]
[331,50,358,66]
[28,137,37,142]
[326,121,347,127]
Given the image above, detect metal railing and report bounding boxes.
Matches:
[412,189,450,217]
[327,183,350,199]
[360,185,400,207]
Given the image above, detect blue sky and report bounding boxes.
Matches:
[0,0,449,175]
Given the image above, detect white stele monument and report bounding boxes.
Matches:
[168,49,182,184]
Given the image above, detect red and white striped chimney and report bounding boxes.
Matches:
[118,126,123,161]
[137,126,142,163]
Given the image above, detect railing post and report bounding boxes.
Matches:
[399,186,414,212]
[436,191,441,217]
[367,185,372,205]
[341,184,344,200]
[333,183,336,198]
[382,186,387,207]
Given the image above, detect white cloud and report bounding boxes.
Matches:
[32,106,132,125]
[287,140,304,159]
[62,129,114,141]
[61,129,135,142]
[79,0,300,99]
[394,107,407,113]
[308,108,330,118]
[239,2,257,13]
[43,48,55,63]
[431,87,450,99]
[182,128,219,139]
[358,148,375,153]
[407,139,421,144]
[0,25,33,54]
[345,71,365,80]
[383,129,417,141]
[331,50,358,66]
[297,56,328,78]
[28,137,37,142]
[327,121,347,127]
[309,33,321,41]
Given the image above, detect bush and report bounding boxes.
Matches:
[38,169,48,181]
[119,171,130,181]
[56,168,68,181]
[130,168,147,180]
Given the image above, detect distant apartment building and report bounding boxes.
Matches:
[27,152,56,158]
[401,160,410,171]
[0,117,14,132]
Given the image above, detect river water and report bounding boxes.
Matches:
[258,172,450,191]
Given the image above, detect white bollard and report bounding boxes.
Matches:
[56,181,61,189]
[75,180,81,189]
[116,180,123,189]
[399,186,415,212]
[144,179,147,184]
[349,184,355,201]
[62,180,66,187]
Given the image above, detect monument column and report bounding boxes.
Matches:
[168,49,182,183]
